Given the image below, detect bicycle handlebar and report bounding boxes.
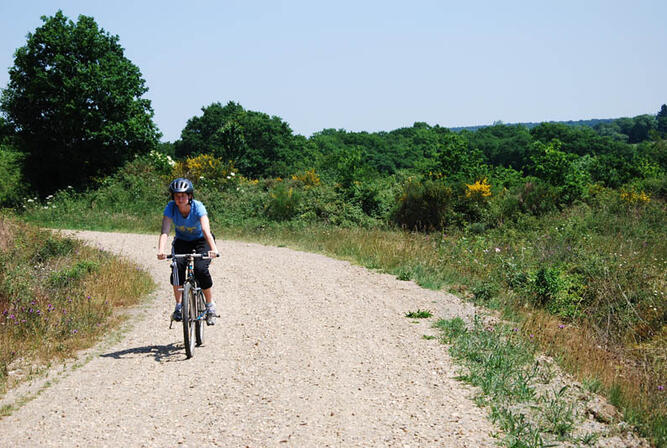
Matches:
[167,253,220,260]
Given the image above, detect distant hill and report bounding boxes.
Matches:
[450,118,615,132]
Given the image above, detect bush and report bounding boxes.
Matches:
[0,145,25,206]
[515,180,560,216]
[393,178,453,230]
[265,183,301,221]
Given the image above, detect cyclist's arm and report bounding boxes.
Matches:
[157,216,172,260]
[200,215,219,258]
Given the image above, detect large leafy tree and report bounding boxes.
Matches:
[0,11,160,193]
[656,104,667,137]
[175,101,308,178]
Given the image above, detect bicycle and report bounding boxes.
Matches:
[167,250,219,358]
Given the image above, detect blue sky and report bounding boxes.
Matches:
[1,1,665,142]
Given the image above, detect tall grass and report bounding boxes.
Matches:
[0,214,154,394]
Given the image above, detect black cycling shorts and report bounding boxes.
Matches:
[170,237,214,290]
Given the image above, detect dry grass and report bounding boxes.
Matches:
[0,215,154,394]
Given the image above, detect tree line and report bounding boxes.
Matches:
[0,11,665,208]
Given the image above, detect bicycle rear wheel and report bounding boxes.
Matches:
[182,282,196,358]
[195,289,205,346]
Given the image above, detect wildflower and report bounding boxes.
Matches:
[512,328,519,332]
[559,324,565,329]
[658,386,664,391]
[495,248,501,253]
[530,334,534,338]
[27,199,34,203]
[465,178,492,199]
[226,176,231,179]
[72,329,78,334]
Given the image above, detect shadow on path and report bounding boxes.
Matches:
[101,343,184,362]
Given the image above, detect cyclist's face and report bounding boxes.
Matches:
[173,192,189,205]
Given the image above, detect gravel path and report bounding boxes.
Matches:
[0,230,497,447]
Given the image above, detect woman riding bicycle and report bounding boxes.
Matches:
[157,178,219,325]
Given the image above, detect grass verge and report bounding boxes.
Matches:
[435,316,645,447]
[0,214,155,395]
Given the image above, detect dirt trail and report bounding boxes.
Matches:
[0,230,497,447]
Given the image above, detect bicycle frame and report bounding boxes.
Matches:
[167,250,213,358]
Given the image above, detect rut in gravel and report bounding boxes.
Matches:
[0,230,497,447]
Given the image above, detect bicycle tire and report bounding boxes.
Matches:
[182,282,196,358]
[195,289,205,346]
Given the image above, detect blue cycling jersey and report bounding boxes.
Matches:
[164,199,208,241]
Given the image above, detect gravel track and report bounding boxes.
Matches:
[0,230,497,447]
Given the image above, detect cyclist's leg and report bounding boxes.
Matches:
[192,238,214,306]
[170,238,191,320]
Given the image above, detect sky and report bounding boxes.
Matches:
[1,0,666,142]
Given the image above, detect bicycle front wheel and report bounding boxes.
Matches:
[195,289,205,346]
[182,282,196,358]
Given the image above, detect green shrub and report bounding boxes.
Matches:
[472,282,498,304]
[393,178,453,230]
[34,236,76,262]
[48,260,100,287]
[0,145,25,206]
[265,183,301,221]
[531,267,563,306]
[516,180,560,216]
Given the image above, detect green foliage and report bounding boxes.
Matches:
[174,101,310,178]
[436,132,485,178]
[515,179,560,216]
[34,235,75,262]
[48,260,99,287]
[265,183,301,221]
[0,11,160,194]
[392,178,453,230]
[0,145,25,206]
[472,282,498,304]
[657,104,667,137]
[434,317,467,343]
[404,309,432,318]
[468,124,533,170]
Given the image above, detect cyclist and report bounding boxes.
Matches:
[157,178,220,325]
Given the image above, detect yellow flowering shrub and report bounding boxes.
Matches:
[465,178,492,200]
[291,169,321,188]
[172,154,236,183]
[620,189,650,204]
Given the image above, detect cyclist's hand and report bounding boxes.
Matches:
[208,250,219,259]
[157,252,166,260]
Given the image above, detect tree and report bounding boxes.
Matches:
[627,114,656,143]
[0,11,160,193]
[175,101,307,178]
[657,104,667,137]
[436,132,484,179]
